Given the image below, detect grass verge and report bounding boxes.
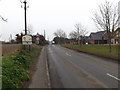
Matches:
[62,44,119,60]
[2,46,42,89]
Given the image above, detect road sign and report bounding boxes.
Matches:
[22,35,32,45]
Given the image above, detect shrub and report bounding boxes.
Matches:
[2,59,29,88]
[2,47,41,89]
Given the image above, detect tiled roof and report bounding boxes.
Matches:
[89,31,108,40]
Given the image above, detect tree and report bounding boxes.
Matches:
[69,23,88,44]
[27,24,33,35]
[16,33,24,44]
[53,37,60,44]
[0,15,7,22]
[92,1,119,53]
[54,29,67,38]
[0,1,7,22]
[69,23,88,39]
[53,29,67,44]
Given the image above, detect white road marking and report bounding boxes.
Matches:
[66,52,71,57]
[106,73,120,81]
[46,60,51,88]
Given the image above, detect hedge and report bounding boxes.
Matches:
[2,47,42,89]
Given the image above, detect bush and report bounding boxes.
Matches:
[2,47,41,89]
[2,59,29,88]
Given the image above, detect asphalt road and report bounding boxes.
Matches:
[47,45,119,88]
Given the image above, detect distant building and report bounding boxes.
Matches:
[32,33,46,45]
[81,36,89,44]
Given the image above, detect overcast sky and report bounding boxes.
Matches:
[0,0,119,41]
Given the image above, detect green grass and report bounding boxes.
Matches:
[2,47,42,89]
[62,44,119,60]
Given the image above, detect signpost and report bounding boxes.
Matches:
[22,35,32,50]
[22,35,32,45]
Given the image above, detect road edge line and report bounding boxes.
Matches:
[107,73,120,81]
[45,46,52,88]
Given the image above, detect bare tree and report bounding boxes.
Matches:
[54,29,67,38]
[53,29,67,44]
[0,1,7,22]
[92,1,119,53]
[69,23,88,40]
[27,24,33,35]
[0,15,7,22]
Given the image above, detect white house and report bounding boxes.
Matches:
[111,1,120,44]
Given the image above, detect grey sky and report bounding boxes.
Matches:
[0,0,119,41]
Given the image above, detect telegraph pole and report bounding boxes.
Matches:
[44,30,46,40]
[20,0,30,50]
[23,0,27,35]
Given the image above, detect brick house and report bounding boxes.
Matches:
[89,31,108,44]
[32,33,45,45]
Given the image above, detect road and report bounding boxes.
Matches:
[47,45,119,88]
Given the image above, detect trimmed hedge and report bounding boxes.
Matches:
[2,47,41,89]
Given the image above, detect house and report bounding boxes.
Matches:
[89,31,108,44]
[111,28,120,44]
[66,39,78,45]
[82,36,89,44]
[32,33,46,45]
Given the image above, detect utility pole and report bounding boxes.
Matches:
[10,34,12,43]
[23,0,27,35]
[20,0,28,35]
[20,0,30,50]
[44,29,46,40]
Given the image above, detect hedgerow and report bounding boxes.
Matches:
[2,47,41,89]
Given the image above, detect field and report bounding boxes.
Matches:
[2,44,22,55]
[62,44,119,60]
[1,44,41,55]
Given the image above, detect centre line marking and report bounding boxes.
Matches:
[66,53,71,57]
[106,73,120,81]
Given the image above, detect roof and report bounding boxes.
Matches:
[114,28,120,33]
[82,36,89,41]
[112,28,120,38]
[89,31,108,40]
